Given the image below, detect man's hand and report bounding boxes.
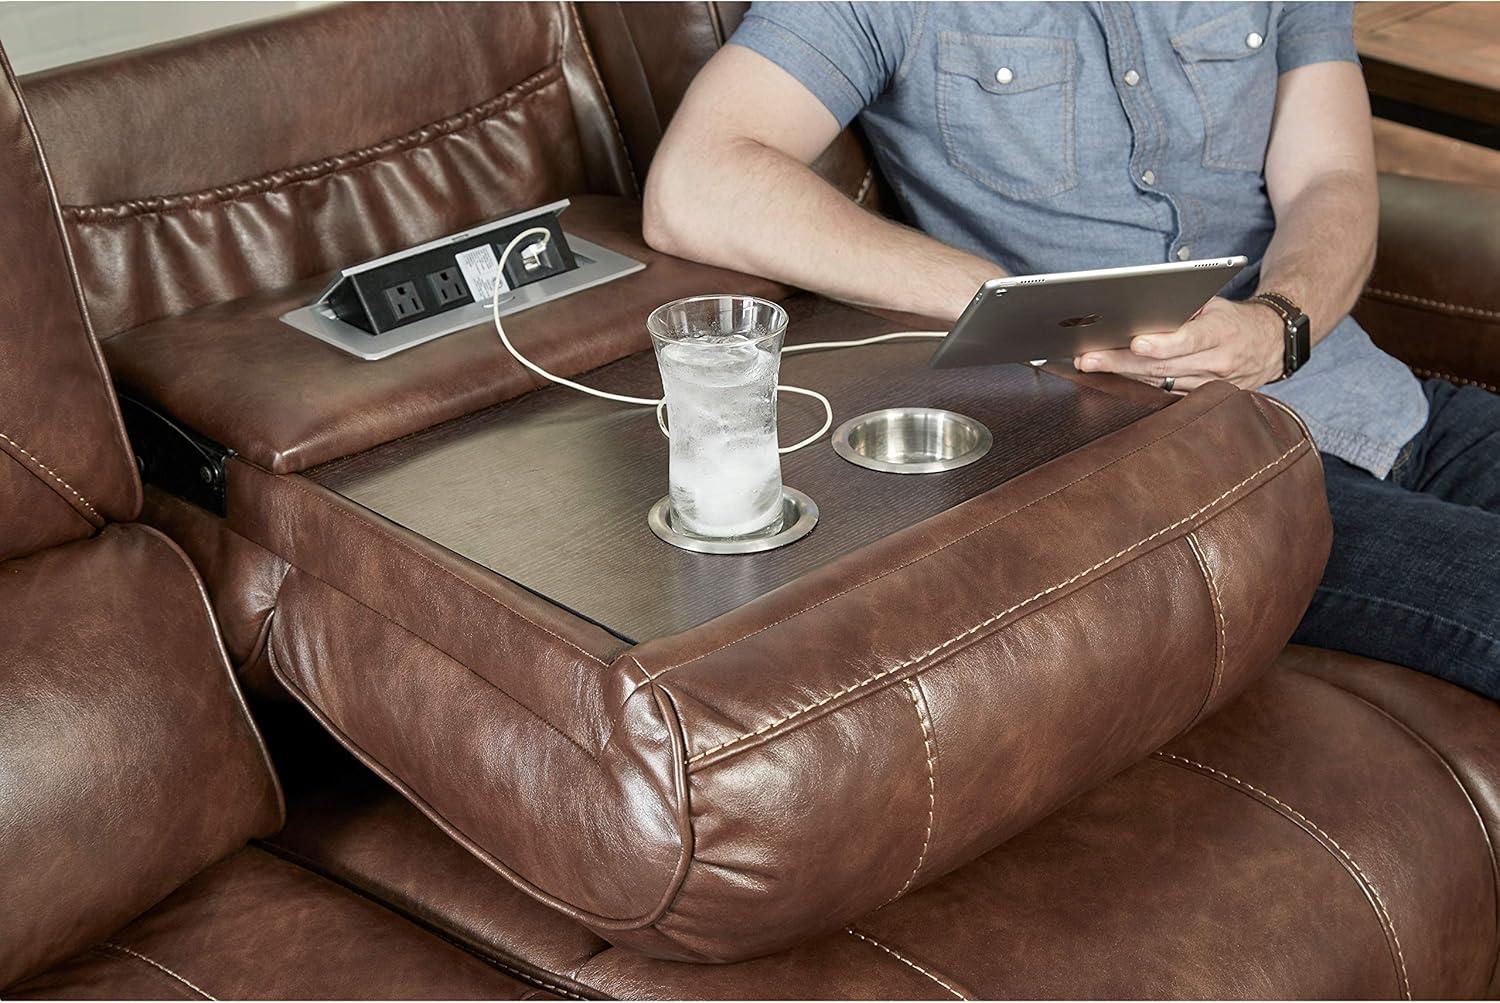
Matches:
[1073,297,1284,392]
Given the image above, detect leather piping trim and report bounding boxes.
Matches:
[882,679,937,907]
[1,45,141,516]
[267,607,692,932]
[1363,287,1500,322]
[0,430,102,526]
[566,2,639,197]
[276,567,598,761]
[233,561,292,680]
[1257,394,1319,459]
[253,842,594,1001]
[845,929,972,1000]
[1294,668,1500,989]
[1153,751,1413,1000]
[62,62,565,222]
[638,388,1260,685]
[1410,367,1500,395]
[99,943,215,1000]
[137,524,286,828]
[707,0,730,46]
[1184,531,1226,727]
[687,438,1308,770]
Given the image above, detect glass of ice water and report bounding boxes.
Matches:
[648,295,788,539]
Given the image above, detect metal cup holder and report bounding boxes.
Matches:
[648,487,818,554]
[832,408,992,474]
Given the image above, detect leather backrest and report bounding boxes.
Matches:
[577,1,889,211]
[0,45,139,562]
[19,1,637,338]
[0,43,282,987]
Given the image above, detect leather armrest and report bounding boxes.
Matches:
[266,382,1329,963]
[101,196,787,473]
[1355,173,1500,391]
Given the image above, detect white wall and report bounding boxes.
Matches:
[0,1,330,76]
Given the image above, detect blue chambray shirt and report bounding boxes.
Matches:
[731,1,1428,477]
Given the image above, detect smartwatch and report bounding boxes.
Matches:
[1249,292,1310,380]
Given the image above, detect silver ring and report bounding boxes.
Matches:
[1161,376,1175,392]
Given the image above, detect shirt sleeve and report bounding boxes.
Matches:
[1276,2,1359,73]
[727,2,908,127]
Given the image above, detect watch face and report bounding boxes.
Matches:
[1290,314,1311,373]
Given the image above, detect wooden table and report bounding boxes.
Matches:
[313,298,1162,642]
[1356,2,1500,148]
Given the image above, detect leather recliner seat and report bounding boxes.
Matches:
[7,4,1500,999]
[0,43,564,1000]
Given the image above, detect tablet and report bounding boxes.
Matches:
[928,256,1248,369]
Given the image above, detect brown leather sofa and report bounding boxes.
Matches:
[0,44,557,1000]
[6,3,1500,999]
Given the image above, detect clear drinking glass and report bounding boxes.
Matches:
[648,295,788,539]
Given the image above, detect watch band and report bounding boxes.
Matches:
[1249,291,1310,380]
[1249,291,1297,325]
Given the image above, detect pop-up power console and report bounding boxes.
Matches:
[281,199,644,360]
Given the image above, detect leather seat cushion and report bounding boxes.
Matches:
[0,524,283,987]
[5,848,553,1000]
[270,649,1500,998]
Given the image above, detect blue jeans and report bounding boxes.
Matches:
[1291,379,1500,700]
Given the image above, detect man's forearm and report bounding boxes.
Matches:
[1256,168,1377,344]
[644,136,998,323]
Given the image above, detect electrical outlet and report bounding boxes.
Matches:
[383,282,425,321]
[426,267,469,307]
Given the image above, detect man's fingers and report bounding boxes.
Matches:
[1075,347,1222,379]
[1116,372,1213,393]
[1129,321,1213,359]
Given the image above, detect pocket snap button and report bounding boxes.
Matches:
[1123,68,1141,86]
[995,66,1014,85]
[1246,32,1264,49]
[1141,169,1157,186]
[1176,246,1192,261]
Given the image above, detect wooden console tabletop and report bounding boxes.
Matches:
[1356,2,1500,147]
[313,298,1162,642]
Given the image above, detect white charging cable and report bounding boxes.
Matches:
[490,227,946,452]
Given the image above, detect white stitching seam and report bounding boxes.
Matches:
[687,439,1305,768]
[1184,532,1225,725]
[855,168,875,205]
[1154,752,1412,1000]
[64,64,564,222]
[1365,287,1500,322]
[1409,366,1500,395]
[883,679,937,906]
[642,391,1245,684]
[478,956,586,1000]
[101,943,215,1000]
[0,430,101,521]
[846,928,970,1000]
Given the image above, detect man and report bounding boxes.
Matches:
[643,3,1500,699]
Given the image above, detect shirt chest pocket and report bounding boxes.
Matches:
[936,33,1079,201]
[1172,4,1279,172]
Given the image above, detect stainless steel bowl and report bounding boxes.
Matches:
[831,408,992,474]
